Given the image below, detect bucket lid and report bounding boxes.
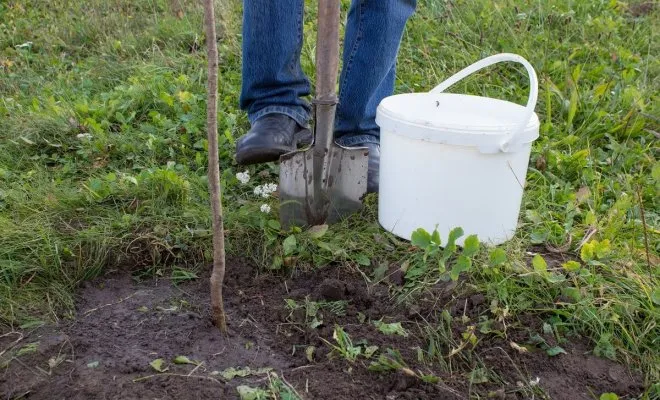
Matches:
[376,53,540,154]
[376,92,540,153]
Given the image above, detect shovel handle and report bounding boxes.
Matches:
[313,0,340,153]
[315,0,340,103]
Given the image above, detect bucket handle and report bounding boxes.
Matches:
[430,53,538,152]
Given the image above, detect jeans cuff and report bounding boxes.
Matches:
[335,133,380,147]
[249,106,310,128]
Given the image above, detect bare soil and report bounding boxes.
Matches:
[1,259,644,399]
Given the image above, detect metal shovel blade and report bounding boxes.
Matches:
[278,0,369,230]
[279,143,368,230]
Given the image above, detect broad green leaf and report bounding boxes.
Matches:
[149,358,168,372]
[373,320,409,337]
[354,253,371,266]
[562,287,582,302]
[580,241,595,262]
[462,235,480,257]
[599,393,619,400]
[364,345,379,358]
[651,287,660,306]
[546,273,566,284]
[489,248,507,266]
[469,367,489,384]
[594,239,611,259]
[431,229,441,245]
[305,346,315,362]
[307,224,328,239]
[562,260,581,272]
[173,355,198,365]
[237,385,268,400]
[532,254,548,274]
[546,346,566,356]
[372,263,388,281]
[282,235,297,256]
[443,227,464,260]
[223,366,273,380]
[267,219,281,231]
[450,255,472,281]
[411,228,432,248]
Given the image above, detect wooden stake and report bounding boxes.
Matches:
[203,0,227,332]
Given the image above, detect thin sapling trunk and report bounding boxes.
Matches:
[203,0,227,333]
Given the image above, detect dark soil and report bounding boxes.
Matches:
[1,259,645,399]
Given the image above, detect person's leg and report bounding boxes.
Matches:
[236,0,312,165]
[334,0,416,192]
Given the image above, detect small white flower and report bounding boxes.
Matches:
[529,377,540,386]
[254,182,278,198]
[15,41,33,50]
[236,170,250,184]
[76,133,92,140]
[260,204,271,213]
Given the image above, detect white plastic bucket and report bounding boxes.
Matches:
[375,53,540,246]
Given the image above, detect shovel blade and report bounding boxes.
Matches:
[279,145,369,230]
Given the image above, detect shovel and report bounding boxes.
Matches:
[279,0,369,230]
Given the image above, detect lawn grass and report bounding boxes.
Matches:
[1,0,658,394]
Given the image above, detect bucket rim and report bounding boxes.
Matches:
[375,93,540,153]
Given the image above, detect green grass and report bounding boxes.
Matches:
[1,0,658,394]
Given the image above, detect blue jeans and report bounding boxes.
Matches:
[239,0,417,147]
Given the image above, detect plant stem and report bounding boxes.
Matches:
[203,0,227,333]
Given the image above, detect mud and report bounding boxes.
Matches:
[1,259,645,399]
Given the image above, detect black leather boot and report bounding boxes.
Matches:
[235,114,312,165]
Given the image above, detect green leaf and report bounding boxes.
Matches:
[237,385,268,400]
[489,248,507,266]
[562,287,582,302]
[532,254,548,274]
[651,287,660,306]
[562,260,581,272]
[267,219,281,231]
[594,239,611,259]
[373,320,409,337]
[372,263,388,281]
[173,355,198,365]
[450,255,472,281]
[442,227,463,260]
[469,367,489,384]
[364,345,379,358]
[599,393,619,400]
[546,346,567,356]
[354,253,371,266]
[462,235,480,257]
[580,241,595,262]
[421,374,440,384]
[17,342,39,356]
[150,358,168,372]
[87,361,99,368]
[594,333,616,360]
[307,224,328,239]
[305,346,315,362]
[222,366,273,380]
[283,235,297,256]
[431,229,441,245]
[411,228,432,248]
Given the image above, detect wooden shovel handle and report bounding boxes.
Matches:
[315,0,340,103]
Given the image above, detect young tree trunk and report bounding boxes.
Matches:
[203,0,227,333]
